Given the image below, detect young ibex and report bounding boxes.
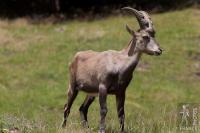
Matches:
[62,7,162,133]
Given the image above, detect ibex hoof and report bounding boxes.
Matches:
[61,120,66,128]
[81,121,89,128]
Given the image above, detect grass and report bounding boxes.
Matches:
[0,8,200,133]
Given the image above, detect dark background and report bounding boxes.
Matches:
[0,0,199,18]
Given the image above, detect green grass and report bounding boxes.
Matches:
[0,8,200,133]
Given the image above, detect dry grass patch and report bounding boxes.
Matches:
[71,26,106,42]
[0,29,14,46]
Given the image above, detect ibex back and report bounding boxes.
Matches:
[62,7,163,133]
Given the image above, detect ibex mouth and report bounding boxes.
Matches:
[154,51,162,56]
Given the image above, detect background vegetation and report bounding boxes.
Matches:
[0,6,200,133]
[0,0,199,17]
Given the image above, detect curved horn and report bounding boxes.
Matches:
[122,7,145,29]
[122,7,154,32]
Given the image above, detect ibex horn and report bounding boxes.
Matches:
[122,7,153,32]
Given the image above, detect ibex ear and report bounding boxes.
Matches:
[126,24,135,36]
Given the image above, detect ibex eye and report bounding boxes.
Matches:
[149,31,155,37]
[145,23,149,27]
[143,36,150,43]
[142,35,149,40]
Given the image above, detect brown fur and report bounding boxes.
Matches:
[62,7,163,133]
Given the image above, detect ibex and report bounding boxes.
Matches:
[62,7,162,133]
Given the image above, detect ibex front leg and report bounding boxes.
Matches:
[99,84,108,133]
[116,92,125,133]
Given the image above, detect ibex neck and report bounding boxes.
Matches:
[127,51,142,69]
[122,39,142,71]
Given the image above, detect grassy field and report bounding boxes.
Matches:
[0,8,200,133]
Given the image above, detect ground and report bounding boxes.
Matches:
[0,8,200,133]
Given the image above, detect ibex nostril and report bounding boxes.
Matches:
[159,48,163,52]
[154,50,162,56]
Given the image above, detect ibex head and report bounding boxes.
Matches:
[122,7,162,56]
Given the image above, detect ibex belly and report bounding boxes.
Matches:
[76,73,120,96]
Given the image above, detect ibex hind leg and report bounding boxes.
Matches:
[79,95,95,127]
[62,84,78,128]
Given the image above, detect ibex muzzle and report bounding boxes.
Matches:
[146,37,162,55]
